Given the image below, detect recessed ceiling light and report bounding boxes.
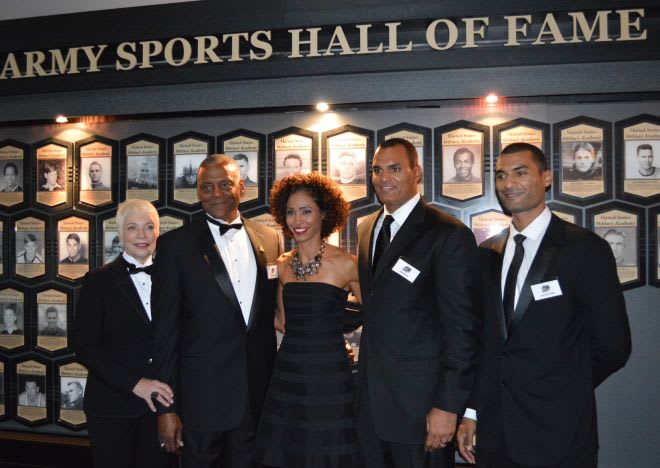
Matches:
[316,102,330,112]
[55,115,68,123]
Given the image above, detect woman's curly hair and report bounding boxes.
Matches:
[270,172,349,239]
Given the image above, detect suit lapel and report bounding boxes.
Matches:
[358,209,382,285]
[243,219,266,331]
[194,220,245,328]
[507,216,562,336]
[111,257,150,326]
[372,201,426,282]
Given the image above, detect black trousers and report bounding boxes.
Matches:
[87,412,168,468]
[355,380,454,468]
[182,405,258,468]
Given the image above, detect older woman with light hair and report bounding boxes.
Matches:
[75,199,174,468]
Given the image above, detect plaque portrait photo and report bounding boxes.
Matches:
[101,217,120,265]
[170,135,211,207]
[0,141,27,209]
[35,140,71,209]
[274,134,313,182]
[58,362,88,428]
[14,216,46,279]
[0,287,25,351]
[555,119,611,205]
[15,359,49,424]
[37,159,66,193]
[232,152,259,202]
[57,217,90,280]
[591,208,641,286]
[621,120,660,200]
[439,126,485,202]
[175,154,204,189]
[124,135,162,204]
[36,288,69,352]
[324,128,372,203]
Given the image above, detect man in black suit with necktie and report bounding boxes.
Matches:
[356,138,480,468]
[456,143,631,468]
[152,155,281,468]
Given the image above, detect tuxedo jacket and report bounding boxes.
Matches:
[75,257,157,418]
[473,215,631,466]
[152,217,281,432]
[356,200,480,443]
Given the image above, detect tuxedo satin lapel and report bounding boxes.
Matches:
[485,230,508,339]
[111,258,150,325]
[508,218,562,336]
[194,221,244,327]
[243,221,266,331]
[372,201,425,282]
[359,209,381,284]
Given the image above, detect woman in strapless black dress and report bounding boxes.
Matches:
[255,173,361,468]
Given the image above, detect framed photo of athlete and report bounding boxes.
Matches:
[377,123,432,200]
[269,127,319,189]
[33,138,73,212]
[13,215,47,281]
[56,359,88,430]
[99,214,121,266]
[322,125,374,208]
[56,215,92,282]
[0,286,27,352]
[75,135,119,211]
[615,114,660,205]
[435,121,490,207]
[34,286,71,354]
[14,358,50,426]
[168,131,214,210]
[218,129,266,210]
[0,139,28,212]
[553,116,612,206]
[587,202,645,290]
[121,133,165,206]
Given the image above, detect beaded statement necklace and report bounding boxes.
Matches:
[290,241,325,281]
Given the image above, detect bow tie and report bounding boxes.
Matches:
[122,257,153,275]
[206,216,243,235]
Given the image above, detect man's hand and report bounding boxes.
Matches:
[456,418,477,464]
[158,412,184,454]
[132,378,174,413]
[424,408,457,451]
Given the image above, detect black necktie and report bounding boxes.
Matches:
[373,215,394,272]
[206,215,243,236]
[503,234,526,329]
[122,257,153,275]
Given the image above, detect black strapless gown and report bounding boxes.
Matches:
[255,282,358,468]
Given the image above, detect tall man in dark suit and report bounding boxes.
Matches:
[356,138,480,468]
[456,143,631,468]
[152,155,282,468]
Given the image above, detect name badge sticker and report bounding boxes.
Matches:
[392,258,421,283]
[531,279,563,301]
[267,263,278,279]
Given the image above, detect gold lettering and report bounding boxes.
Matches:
[504,15,532,46]
[24,51,50,77]
[116,42,138,70]
[81,45,107,73]
[323,26,354,56]
[164,38,192,66]
[0,53,23,79]
[139,41,163,69]
[356,24,383,55]
[568,10,612,43]
[386,22,412,52]
[250,30,272,60]
[617,9,647,41]
[533,13,568,44]
[194,36,222,64]
[50,48,80,75]
[222,32,249,62]
[289,28,322,58]
[426,19,458,51]
[463,17,489,48]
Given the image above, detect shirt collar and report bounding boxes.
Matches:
[122,252,153,267]
[510,206,552,241]
[206,212,242,226]
[384,193,420,226]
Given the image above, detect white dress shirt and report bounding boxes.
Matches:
[371,193,421,261]
[207,214,257,325]
[464,206,552,421]
[122,252,153,321]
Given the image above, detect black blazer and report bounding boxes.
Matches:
[472,215,631,466]
[151,217,281,432]
[75,256,156,418]
[356,200,480,443]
